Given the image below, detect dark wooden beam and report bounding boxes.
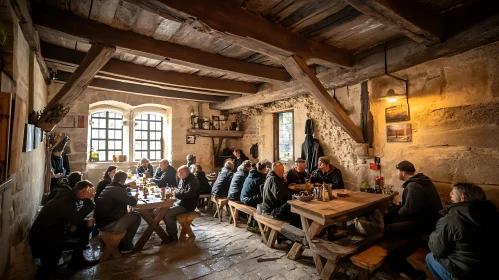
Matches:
[32,6,291,83]
[8,0,51,84]
[37,43,116,128]
[123,0,352,68]
[40,42,257,95]
[211,14,499,110]
[283,55,364,143]
[55,71,226,103]
[345,0,444,46]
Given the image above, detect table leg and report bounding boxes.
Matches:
[134,208,169,251]
[320,260,340,280]
[307,220,325,274]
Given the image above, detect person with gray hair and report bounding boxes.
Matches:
[211,161,234,198]
[228,160,252,201]
[186,154,196,169]
[152,159,177,188]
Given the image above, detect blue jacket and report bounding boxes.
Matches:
[228,169,248,201]
[211,167,233,198]
[152,166,177,188]
[240,169,266,204]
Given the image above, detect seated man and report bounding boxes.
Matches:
[260,162,300,228]
[46,171,84,202]
[30,180,97,279]
[385,161,442,237]
[152,159,177,188]
[191,164,212,194]
[285,158,308,186]
[228,160,252,201]
[233,149,249,170]
[241,160,269,207]
[163,165,200,242]
[95,171,141,253]
[211,161,234,198]
[427,183,499,280]
[311,156,344,189]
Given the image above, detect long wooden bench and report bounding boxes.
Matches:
[177,212,198,242]
[253,213,287,248]
[407,248,436,280]
[228,200,256,227]
[211,197,230,221]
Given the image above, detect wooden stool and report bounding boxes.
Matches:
[211,197,229,221]
[198,194,212,210]
[228,200,256,227]
[253,213,287,248]
[177,212,198,242]
[407,248,436,280]
[99,231,126,261]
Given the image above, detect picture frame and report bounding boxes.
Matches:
[385,104,410,123]
[186,135,196,144]
[212,115,220,130]
[23,124,35,152]
[386,123,412,142]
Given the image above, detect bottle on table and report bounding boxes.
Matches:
[127,168,132,179]
[360,182,367,192]
[322,182,330,202]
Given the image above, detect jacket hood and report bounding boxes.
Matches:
[221,167,233,174]
[305,119,314,135]
[55,185,76,199]
[402,173,432,188]
[248,169,263,178]
[442,200,498,226]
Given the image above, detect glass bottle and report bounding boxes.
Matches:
[322,182,330,202]
[360,182,367,192]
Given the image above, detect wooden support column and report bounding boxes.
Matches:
[283,55,364,143]
[36,43,116,130]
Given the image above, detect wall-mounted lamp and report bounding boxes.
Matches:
[377,45,409,104]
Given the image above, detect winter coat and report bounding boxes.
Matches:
[301,120,324,173]
[136,164,154,176]
[152,165,177,188]
[50,153,70,190]
[398,173,442,233]
[311,167,344,189]
[175,173,200,211]
[429,200,499,279]
[261,171,293,214]
[95,182,138,228]
[241,169,266,205]
[286,169,308,185]
[30,186,94,255]
[211,167,234,198]
[228,169,249,201]
[95,178,112,200]
[195,171,212,194]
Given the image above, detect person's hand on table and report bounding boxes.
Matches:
[288,183,296,190]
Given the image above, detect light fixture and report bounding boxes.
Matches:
[377,45,409,104]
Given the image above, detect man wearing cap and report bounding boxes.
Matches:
[286,158,308,186]
[310,156,344,189]
[385,160,442,236]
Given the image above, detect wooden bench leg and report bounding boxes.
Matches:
[287,243,304,260]
[267,229,278,248]
[320,260,340,280]
[256,221,268,244]
[100,237,123,261]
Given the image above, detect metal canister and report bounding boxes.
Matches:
[313,187,322,200]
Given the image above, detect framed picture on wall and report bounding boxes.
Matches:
[385,104,410,123]
[386,123,412,142]
[186,135,196,144]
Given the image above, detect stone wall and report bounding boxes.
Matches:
[49,84,223,184]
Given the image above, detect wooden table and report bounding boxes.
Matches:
[131,196,176,251]
[287,190,397,278]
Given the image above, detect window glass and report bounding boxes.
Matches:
[90,111,123,162]
[134,113,163,161]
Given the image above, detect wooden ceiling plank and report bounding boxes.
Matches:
[123,0,352,68]
[283,55,364,143]
[32,5,291,83]
[40,42,257,94]
[345,0,444,46]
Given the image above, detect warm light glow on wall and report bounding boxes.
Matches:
[387,97,398,103]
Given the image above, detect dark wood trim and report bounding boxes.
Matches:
[33,5,291,83]
[186,129,244,138]
[122,0,352,68]
[40,42,257,95]
[273,110,295,162]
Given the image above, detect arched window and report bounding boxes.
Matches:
[90,111,123,161]
[134,113,163,161]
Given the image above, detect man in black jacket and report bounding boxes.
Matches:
[233,149,249,170]
[211,161,234,198]
[228,160,252,201]
[260,162,300,228]
[30,180,96,279]
[427,183,499,280]
[385,161,442,237]
[163,165,200,242]
[95,171,140,252]
[152,159,177,188]
[311,157,344,189]
[286,158,308,186]
[241,160,269,207]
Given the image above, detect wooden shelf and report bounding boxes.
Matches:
[187,128,244,138]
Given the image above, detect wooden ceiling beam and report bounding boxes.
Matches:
[32,5,291,83]
[123,0,352,68]
[345,0,444,46]
[36,43,116,129]
[40,42,257,95]
[283,55,364,143]
[55,71,226,103]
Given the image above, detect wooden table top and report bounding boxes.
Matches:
[289,191,396,223]
[131,193,176,210]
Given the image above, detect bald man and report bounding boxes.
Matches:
[152,159,177,188]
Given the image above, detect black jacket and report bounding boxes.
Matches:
[311,167,344,189]
[152,166,177,188]
[241,169,266,205]
[228,169,248,201]
[211,167,234,198]
[195,171,212,194]
[398,173,442,232]
[176,173,200,211]
[136,164,154,176]
[30,186,94,254]
[301,120,324,173]
[50,153,70,190]
[261,171,293,214]
[429,200,499,279]
[234,153,249,170]
[286,169,308,185]
[94,182,138,228]
[95,178,112,200]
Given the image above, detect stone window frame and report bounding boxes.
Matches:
[273,110,295,163]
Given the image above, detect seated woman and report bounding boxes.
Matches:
[95,165,117,200]
[136,158,154,178]
[191,164,212,194]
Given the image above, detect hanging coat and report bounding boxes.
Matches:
[301,119,324,173]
